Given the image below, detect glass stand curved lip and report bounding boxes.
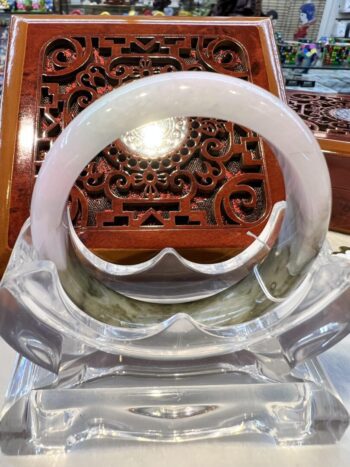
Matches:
[1,219,344,360]
[1,218,350,362]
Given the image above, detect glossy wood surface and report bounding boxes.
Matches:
[287,90,350,233]
[0,16,286,272]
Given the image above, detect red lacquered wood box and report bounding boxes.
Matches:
[287,91,350,234]
[0,16,287,273]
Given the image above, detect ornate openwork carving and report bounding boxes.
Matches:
[37,34,272,235]
[287,91,350,138]
[71,119,265,229]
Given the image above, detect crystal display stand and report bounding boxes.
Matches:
[0,222,349,453]
[1,72,350,454]
[0,352,349,454]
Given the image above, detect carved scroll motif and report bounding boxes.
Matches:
[287,91,350,136]
[37,35,269,231]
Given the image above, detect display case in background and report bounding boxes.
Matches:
[59,0,184,16]
[0,17,9,96]
[262,0,326,41]
[0,0,57,92]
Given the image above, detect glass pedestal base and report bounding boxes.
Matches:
[0,354,348,455]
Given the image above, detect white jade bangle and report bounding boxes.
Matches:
[30,72,331,277]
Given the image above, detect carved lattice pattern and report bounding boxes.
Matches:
[287,91,350,138]
[37,34,271,235]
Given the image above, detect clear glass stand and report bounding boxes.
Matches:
[0,352,348,454]
[1,223,350,455]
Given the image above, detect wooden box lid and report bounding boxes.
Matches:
[0,16,285,272]
[287,90,350,234]
[287,90,350,156]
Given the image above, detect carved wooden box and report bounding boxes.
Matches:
[287,91,350,234]
[0,16,286,272]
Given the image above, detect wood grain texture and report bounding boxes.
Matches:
[287,90,350,234]
[0,16,286,272]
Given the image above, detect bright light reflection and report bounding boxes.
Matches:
[120,117,188,159]
[139,122,166,150]
[18,118,35,157]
